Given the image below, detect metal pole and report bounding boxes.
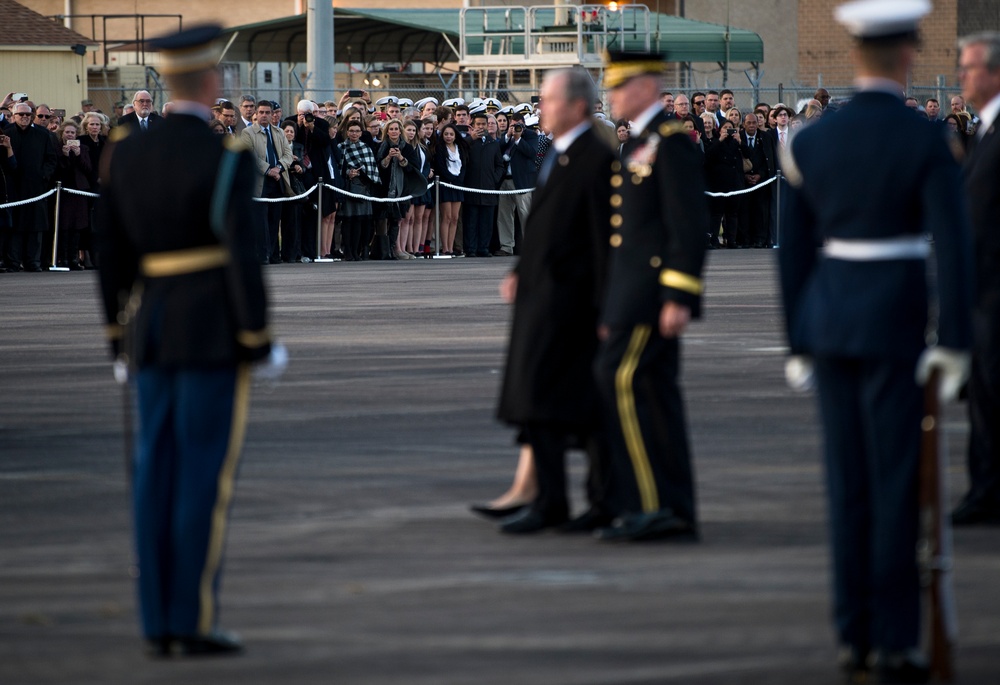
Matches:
[314,178,333,263]
[49,182,69,271]
[774,169,783,249]
[305,0,335,102]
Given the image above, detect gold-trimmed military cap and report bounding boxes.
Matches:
[834,0,930,43]
[604,50,667,89]
[148,24,224,75]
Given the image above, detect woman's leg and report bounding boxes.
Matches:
[489,445,538,508]
[321,211,336,257]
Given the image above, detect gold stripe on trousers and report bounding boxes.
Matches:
[197,364,252,635]
[614,325,660,513]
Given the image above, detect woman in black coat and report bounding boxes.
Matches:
[704,120,745,249]
[375,118,422,260]
[53,121,93,269]
[430,123,469,256]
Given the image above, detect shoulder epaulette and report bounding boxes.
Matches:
[109,126,130,143]
[658,121,688,138]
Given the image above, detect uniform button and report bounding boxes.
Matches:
[650,256,662,268]
[631,174,642,185]
[611,175,623,188]
[610,194,622,208]
[610,214,623,228]
[610,234,623,247]
[611,160,622,172]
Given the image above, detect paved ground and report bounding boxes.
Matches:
[1,252,997,685]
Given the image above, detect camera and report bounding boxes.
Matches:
[512,124,523,132]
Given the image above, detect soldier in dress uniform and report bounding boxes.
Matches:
[594,51,710,542]
[778,1,973,681]
[97,25,286,657]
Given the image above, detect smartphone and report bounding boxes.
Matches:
[456,124,469,133]
[13,93,28,102]
[53,109,66,118]
[530,96,540,104]
[67,139,80,147]
[348,89,364,98]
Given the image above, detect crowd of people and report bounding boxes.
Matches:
[0,81,983,273]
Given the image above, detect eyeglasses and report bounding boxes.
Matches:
[35,114,51,119]
[135,99,153,104]
[14,113,32,117]
[693,100,705,106]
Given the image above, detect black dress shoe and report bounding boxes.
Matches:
[500,507,568,534]
[144,636,173,658]
[470,502,528,520]
[951,498,1000,526]
[874,650,929,684]
[837,645,871,684]
[26,265,43,272]
[596,510,698,542]
[173,630,244,656]
[559,507,614,533]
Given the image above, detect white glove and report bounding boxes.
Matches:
[915,346,970,403]
[253,342,288,383]
[113,358,129,385]
[785,355,815,392]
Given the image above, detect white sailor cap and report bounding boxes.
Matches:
[594,112,607,120]
[375,96,399,110]
[398,98,414,108]
[442,98,465,108]
[499,105,514,115]
[415,96,439,109]
[524,114,539,127]
[834,0,931,40]
[484,97,502,111]
[514,102,533,114]
[469,103,489,117]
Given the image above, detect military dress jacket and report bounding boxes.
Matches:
[779,90,973,360]
[600,109,710,327]
[98,112,271,367]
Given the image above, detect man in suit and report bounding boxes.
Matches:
[239,100,293,264]
[496,68,614,534]
[216,100,238,135]
[718,89,735,125]
[495,112,538,257]
[117,90,163,133]
[953,31,1000,526]
[740,112,776,249]
[779,2,973,681]
[461,108,504,258]
[235,95,255,133]
[98,24,283,657]
[1,102,57,272]
[594,50,709,543]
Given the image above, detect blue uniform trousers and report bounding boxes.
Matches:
[813,356,921,653]
[133,365,250,640]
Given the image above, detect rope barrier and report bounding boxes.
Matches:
[63,188,100,198]
[0,188,57,209]
[438,181,534,196]
[323,183,417,204]
[252,184,320,203]
[704,175,778,198]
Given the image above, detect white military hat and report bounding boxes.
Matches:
[834,0,931,40]
[415,96,439,109]
[524,114,539,127]
[514,102,533,114]
[398,98,414,108]
[499,105,514,115]
[375,96,398,110]
[469,103,488,117]
[442,98,465,108]
[484,97,502,111]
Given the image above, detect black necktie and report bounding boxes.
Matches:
[264,126,278,168]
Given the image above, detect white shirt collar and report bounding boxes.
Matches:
[975,91,1000,139]
[854,77,905,99]
[630,102,663,137]
[552,119,591,153]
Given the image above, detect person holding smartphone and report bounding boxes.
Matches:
[53,121,92,269]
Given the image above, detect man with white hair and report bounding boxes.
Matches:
[118,90,163,133]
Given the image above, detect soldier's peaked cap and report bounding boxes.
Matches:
[148,24,224,75]
[603,50,666,89]
[834,0,931,42]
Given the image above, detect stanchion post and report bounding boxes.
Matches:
[314,178,333,263]
[432,177,449,259]
[49,182,69,272]
[775,169,783,249]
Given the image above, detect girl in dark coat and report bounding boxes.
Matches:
[430,123,469,256]
[704,120,745,249]
[53,121,93,269]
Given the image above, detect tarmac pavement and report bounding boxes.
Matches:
[1,251,997,684]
